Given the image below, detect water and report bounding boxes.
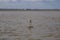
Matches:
[0,11,60,40]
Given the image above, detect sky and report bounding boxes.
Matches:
[0,0,60,9]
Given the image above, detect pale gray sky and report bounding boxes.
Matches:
[0,0,60,9]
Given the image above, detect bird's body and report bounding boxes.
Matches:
[28,19,33,31]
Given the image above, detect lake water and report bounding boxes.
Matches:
[0,11,60,40]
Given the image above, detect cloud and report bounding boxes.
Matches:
[46,0,56,1]
[0,0,56,2]
[0,0,17,2]
[0,0,60,9]
[0,0,9,2]
[22,0,42,2]
[12,0,17,2]
[22,0,56,2]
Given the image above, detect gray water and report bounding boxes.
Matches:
[0,11,60,40]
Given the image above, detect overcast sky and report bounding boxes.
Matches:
[0,0,60,9]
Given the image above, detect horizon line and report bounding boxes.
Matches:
[0,9,60,11]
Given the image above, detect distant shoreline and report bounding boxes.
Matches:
[0,9,60,11]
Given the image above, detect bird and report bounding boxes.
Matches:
[28,19,33,31]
